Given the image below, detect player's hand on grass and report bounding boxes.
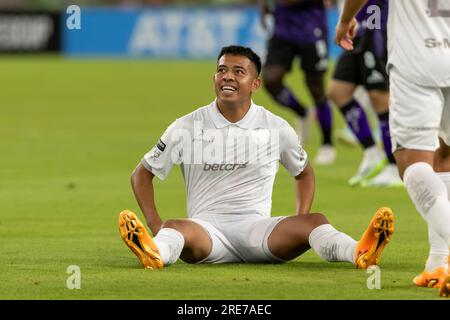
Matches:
[335,18,358,51]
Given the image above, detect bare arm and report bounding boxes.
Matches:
[334,0,368,50]
[131,163,163,235]
[339,0,367,23]
[294,162,315,215]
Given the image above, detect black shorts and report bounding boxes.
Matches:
[265,36,329,75]
[333,29,389,91]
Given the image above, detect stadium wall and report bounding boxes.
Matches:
[0,10,61,53]
[0,7,341,58]
[62,6,342,59]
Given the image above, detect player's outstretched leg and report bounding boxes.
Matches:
[354,207,394,269]
[118,210,164,269]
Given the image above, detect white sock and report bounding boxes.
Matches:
[403,163,450,247]
[309,224,357,263]
[153,228,185,266]
[425,224,449,272]
[424,172,450,272]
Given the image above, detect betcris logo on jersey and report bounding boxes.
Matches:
[203,162,248,171]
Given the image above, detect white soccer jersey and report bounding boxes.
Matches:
[142,100,307,218]
[387,0,450,87]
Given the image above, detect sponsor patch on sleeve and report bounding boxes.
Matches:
[298,144,307,162]
[156,139,166,152]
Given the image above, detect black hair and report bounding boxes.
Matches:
[217,45,262,76]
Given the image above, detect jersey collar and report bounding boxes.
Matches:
[209,100,258,129]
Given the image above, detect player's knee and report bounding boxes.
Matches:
[162,219,185,232]
[327,87,339,104]
[308,213,329,227]
[368,90,389,112]
[393,154,407,179]
[327,81,355,107]
[434,144,450,172]
[328,86,350,107]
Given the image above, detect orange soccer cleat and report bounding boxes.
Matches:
[118,210,164,269]
[354,207,394,269]
[439,275,450,298]
[413,267,447,288]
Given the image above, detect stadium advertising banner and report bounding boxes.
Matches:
[63,7,268,58]
[63,7,340,59]
[0,11,61,53]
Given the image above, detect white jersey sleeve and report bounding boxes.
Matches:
[141,120,183,180]
[279,124,308,177]
[387,0,450,87]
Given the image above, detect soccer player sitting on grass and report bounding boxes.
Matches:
[118,45,393,271]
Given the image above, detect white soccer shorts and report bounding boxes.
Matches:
[190,213,288,264]
[389,67,450,152]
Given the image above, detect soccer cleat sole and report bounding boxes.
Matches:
[118,210,163,269]
[355,207,394,269]
[439,276,450,298]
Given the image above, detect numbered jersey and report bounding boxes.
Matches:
[387,0,450,87]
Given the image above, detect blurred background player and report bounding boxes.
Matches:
[329,0,401,187]
[336,0,450,297]
[259,0,336,165]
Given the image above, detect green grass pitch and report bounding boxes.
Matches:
[0,56,443,300]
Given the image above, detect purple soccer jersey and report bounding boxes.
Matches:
[273,0,328,43]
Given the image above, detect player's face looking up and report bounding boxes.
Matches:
[214,54,261,108]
